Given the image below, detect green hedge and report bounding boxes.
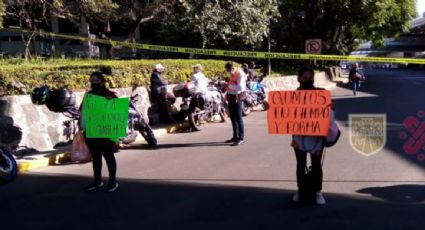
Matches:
[0,59,230,96]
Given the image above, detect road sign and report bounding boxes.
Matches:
[305,39,322,54]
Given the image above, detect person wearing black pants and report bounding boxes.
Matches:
[80,71,119,192]
[224,62,246,146]
[291,66,326,205]
[227,94,244,145]
[294,149,323,195]
[85,138,117,191]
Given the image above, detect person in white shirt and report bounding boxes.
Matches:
[190,64,209,93]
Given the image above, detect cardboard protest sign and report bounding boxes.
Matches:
[268,90,331,136]
[82,94,129,142]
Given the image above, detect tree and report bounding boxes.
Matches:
[64,0,176,57]
[5,0,65,59]
[157,0,280,49]
[273,0,416,55]
[0,0,6,28]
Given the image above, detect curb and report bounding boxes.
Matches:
[16,123,182,173]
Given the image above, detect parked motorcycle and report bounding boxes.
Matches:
[241,79,269,116]
[0,147,17,183]
[172,81,226,131]
[120,93,157,147]
[31,86,157,147]
[0,122,21,184]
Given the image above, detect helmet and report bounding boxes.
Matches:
[155,64,164,71]
[193,64,203,71]
[30,86,50,105]
[45,87,76,112]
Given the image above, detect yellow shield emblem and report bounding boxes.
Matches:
[349,114,386,156]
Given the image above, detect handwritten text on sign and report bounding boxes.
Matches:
[268,90,331,136]
[82,94,129,142]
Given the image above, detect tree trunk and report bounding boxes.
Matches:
[19,21,29,60]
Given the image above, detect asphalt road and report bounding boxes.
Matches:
[1,69,425,230]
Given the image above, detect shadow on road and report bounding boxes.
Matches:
[122,142,232,150]
[1,173,424,229]
[357,184,425,204]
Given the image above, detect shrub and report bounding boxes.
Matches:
[0,59,230,95]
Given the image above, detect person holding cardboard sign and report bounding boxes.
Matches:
[290,66,331,205]
[80,72,120,192]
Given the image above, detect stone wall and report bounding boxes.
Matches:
[262,72,334,91]
[0,87,152,152]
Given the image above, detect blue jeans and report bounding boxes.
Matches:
[352,80,361,95]
[227,94,244,140]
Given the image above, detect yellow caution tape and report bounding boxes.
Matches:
[2,28,425,64]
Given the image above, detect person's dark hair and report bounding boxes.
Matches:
[225,62,234,69]
[242,63,249,69]
[297,66,314,77]
[99,66,113,75]
[90,71,106,83]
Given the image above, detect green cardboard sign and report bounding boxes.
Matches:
[82,94,129,142]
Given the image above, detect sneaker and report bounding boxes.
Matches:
[292,193,299,202]
[86,181,103,192]
[106,182,119,192]
[225,138,237,143]
[316,192,326,205]
[231,140,244,146]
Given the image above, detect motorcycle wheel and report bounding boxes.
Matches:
[241,101,252,116]
[262,101,270,111]
[189,107,204,131]
[0,148,18,184]
[120,130,138,145]
[138,121,158,147]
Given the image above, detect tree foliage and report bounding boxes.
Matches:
[158,0,280,49]
[0,0,5,28]
[62,0,175,57]
[0,0,417,57]
[5,0,66,59]
[274,0,417,54]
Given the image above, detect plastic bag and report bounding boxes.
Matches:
[71,131,91,163]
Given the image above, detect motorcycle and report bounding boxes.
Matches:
[0,147,17,183]
[0,122,21,184]
[241,79,269,116]
[172,81,226,131]
[31,86,157,148]
[119,93,157,147]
